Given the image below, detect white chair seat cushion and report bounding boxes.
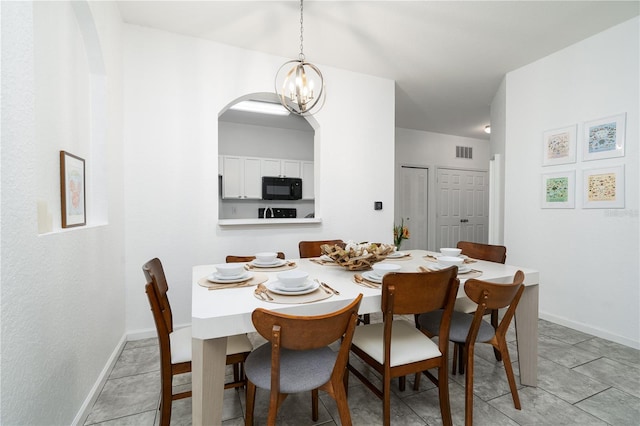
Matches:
[170,327,252,364]
[454,296,478,313]
[170,326,192,364]
[351,320,441,367]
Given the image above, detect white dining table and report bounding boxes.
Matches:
[191,249,539,425]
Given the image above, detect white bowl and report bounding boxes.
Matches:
[216,263,245,277]
[255,252,278,264]
[437,256,464,268]
[372,263,402,278]
[277,270,309,288]
[440,248,462,257]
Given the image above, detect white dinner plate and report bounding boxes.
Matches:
[207,272,253,283]
[428,264,471,274]
[386,251,408,258]
[434,253,469,260]
[361,271,383,283]
[266,280,320,295]
[250,259,286,268]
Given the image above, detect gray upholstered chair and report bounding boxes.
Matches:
[244,294,362,426]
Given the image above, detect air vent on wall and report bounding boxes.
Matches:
[456,146,473,159]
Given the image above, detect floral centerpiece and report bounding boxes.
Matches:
[393,219,410,249]
[321,240,395,271]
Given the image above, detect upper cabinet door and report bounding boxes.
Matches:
[261,159,281,177]
[221,156,262,199]
[282,160,301,178]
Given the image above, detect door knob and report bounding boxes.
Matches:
[460,219,469,223]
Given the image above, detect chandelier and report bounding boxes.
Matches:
[275,0,325,116]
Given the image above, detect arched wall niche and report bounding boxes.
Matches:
[35,0,108,233]
[217,92,319,222]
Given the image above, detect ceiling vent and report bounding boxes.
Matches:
[456,146,473,159]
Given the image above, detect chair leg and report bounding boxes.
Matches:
[458,344,466,375]
[497,340,521,410]
[245,381,256,426]
[332,378,353,425]
[159,375,172,426]
[383,373,391,426]
[452,343,458,375]
[312,389,319,421]
[399,375,406,391]
[413,371,421,391]
[465,343,476,426]
[438,359,453,426]
[491,309,502,361]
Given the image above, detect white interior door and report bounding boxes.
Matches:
[436,168,488,248]
[398,166,428,250]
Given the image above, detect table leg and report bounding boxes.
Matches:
[192,336,227,425]
[514,284,539,386]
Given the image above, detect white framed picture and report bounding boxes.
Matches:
[542,125,577,166]
[583,113,626,161]
[582,165,625,209]
[541,171,575,209]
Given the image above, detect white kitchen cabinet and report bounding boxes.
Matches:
[301,161,314,200]
[282,160,301,178]
[261,158,301,178]
[221,156,262,199]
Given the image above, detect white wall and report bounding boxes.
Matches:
[395,128,490,250]
[122,25,395,333]
[501,18,639,348]
[1,1,125,424]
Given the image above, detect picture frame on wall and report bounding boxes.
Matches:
[542,124,577,166]
[541,171,575,209]
[60,150,86,228]
[583,113,626,161]
[582,165,625,209]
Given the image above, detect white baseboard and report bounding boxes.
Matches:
[72,334,127,426]
[539,311,640,350]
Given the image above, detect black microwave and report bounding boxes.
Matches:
[262,176,302,200]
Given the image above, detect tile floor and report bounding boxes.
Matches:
[84,317,640,425]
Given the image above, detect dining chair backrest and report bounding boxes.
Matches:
[252,293,363,351]
[226,252,285,263]
[464,270,525,340]
[456,241,506,264]
[143,257,173,334]
[298,239,344,258]
[382,268,459,345]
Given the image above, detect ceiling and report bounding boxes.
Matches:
[117,1,639,140]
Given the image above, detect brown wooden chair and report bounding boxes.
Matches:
[418,271,525,426]
[298,239,344,258]
[226,252,285,263]
[455,241,507,361]
[456,241,507,264]
[346,269,459,426]
[244,294,363,426]
[143,258,253,426]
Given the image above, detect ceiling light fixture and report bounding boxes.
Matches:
[484,125,491,134]
[275,0,325,116]
[229,100,290,116]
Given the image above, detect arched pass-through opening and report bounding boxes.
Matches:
[217,93,320,224]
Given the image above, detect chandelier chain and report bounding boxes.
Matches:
[299,0,305,61]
